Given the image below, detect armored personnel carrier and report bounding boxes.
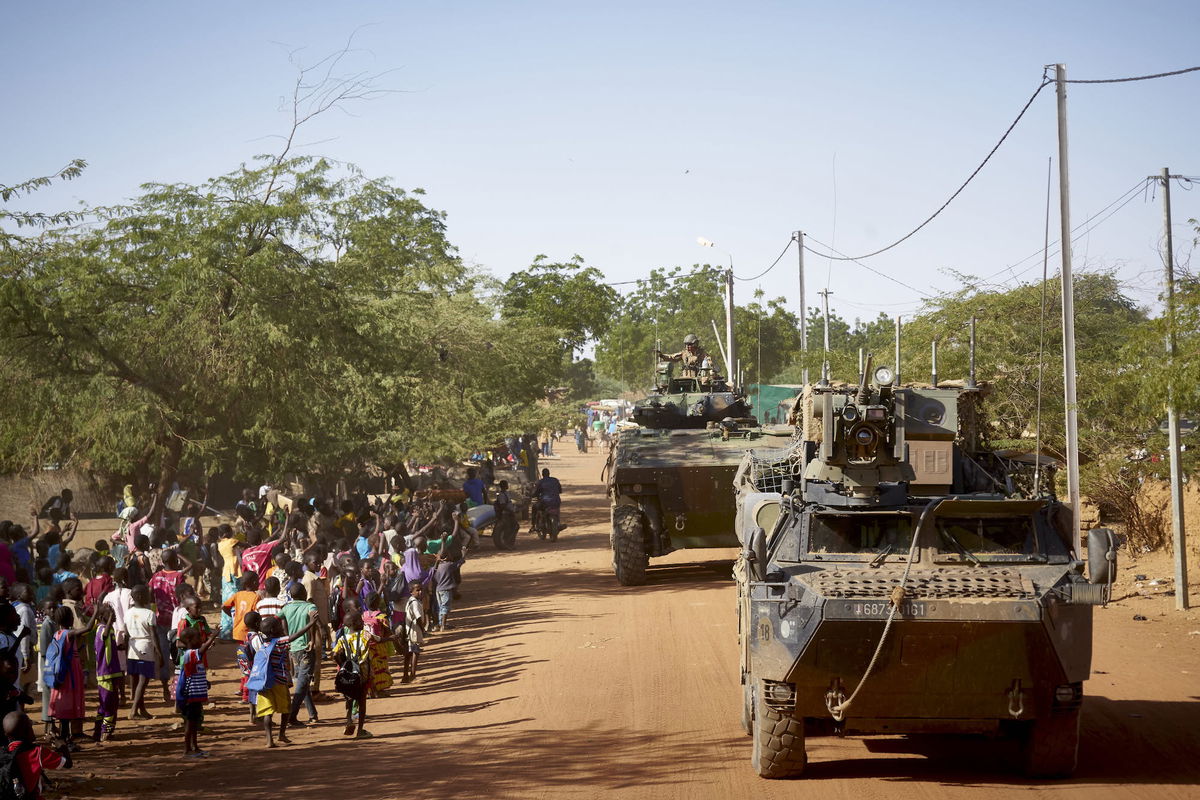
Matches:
[733,355,1117,779]
[606,360,791,585]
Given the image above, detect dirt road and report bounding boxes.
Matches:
[73,449,1199,799]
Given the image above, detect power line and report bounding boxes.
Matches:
[733,238,793,282]
[986,179,1150,287]
[978,177,1150,284]
[818,75,1052,262]
[602,239,797,289]
[605,267,720,288]
[802,235,933,299]
[1065,65,1200,84]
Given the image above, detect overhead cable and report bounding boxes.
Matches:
[988,180,1150,285]
[734,238,794,282]
[606,267,719,288]
[817,76,1053,262]
[1065,65,1200,84]
[979,177,1150,284]
[802,235,932,299]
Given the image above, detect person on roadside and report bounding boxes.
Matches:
[234,489,260,526]
[124,585,160,721]
[223,572,261,644]
[175,624,216,757]
[39,490,73,525]
[402,582,425,683]
[216,524,242,639]
[148,550,190,692]
[255,577,286,620]
[250,615,294,748]
[92,604,121,741]
[4,710,71,799]
[462,468,486,508]
[280,583,319,727]
[431,554,461,632]
[11,584,36,700]
[332,609,372,738]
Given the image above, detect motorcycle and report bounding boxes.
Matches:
[529,497,561,542]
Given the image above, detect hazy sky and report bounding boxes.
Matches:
[5,1,1199,326]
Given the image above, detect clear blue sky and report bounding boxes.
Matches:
[5,1,1199,326]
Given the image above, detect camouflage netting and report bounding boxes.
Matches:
[737,439,805,494]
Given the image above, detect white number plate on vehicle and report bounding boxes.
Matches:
[849,601,928,618]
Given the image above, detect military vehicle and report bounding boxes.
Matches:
[606,359,792,585]
[733,354,1117,779]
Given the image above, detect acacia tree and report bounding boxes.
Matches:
[0,155,566,503]
[0,160,88,249]
[500,255,618,356]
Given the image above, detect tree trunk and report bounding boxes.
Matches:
[148,435,183,524]
[395,462,415,493]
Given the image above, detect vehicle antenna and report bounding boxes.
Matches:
[931,339,939,387]
[1034,156,1052,496]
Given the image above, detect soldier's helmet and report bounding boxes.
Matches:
[683,333,700,346]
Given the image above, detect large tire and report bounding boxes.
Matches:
[611,505,649,586]
[751,685,807,779]
[1022,709,1080,778]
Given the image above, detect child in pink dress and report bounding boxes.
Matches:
[47,606,87,749]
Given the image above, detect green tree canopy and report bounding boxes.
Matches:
[594,266,804,391]
[0,156,567,497]
[500,255,619,356]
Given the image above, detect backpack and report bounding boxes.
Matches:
[42,632,72,690]
[174,651,208,711]
[0,743,31,800]
[245,638,277,693]
[333,632,363,695]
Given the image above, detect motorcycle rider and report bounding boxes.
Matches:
[531,468,564,538]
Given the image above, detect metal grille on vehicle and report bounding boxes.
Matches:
[804,569,1037,599]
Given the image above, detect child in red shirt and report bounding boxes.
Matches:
[3,711,70,800]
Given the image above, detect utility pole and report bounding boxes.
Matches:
[1156,166,1189,610]
[818,289,832,385]
[1054,63,1082,541]
[724,268,737,391]
[793,231,809,385]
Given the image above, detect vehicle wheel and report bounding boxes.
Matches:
[751,684,807,778]
[548,512,560,542]
[741,676,754,737]
[611,505,649,586]
[1021,709,1080,778]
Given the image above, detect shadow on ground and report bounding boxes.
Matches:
[795,695,1200,787]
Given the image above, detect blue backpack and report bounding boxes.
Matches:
[43,632,73,690]
[245,638,277,693]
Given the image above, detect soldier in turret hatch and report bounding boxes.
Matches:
[657,333,710,380]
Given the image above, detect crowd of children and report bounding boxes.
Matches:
[0,485,473,795]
